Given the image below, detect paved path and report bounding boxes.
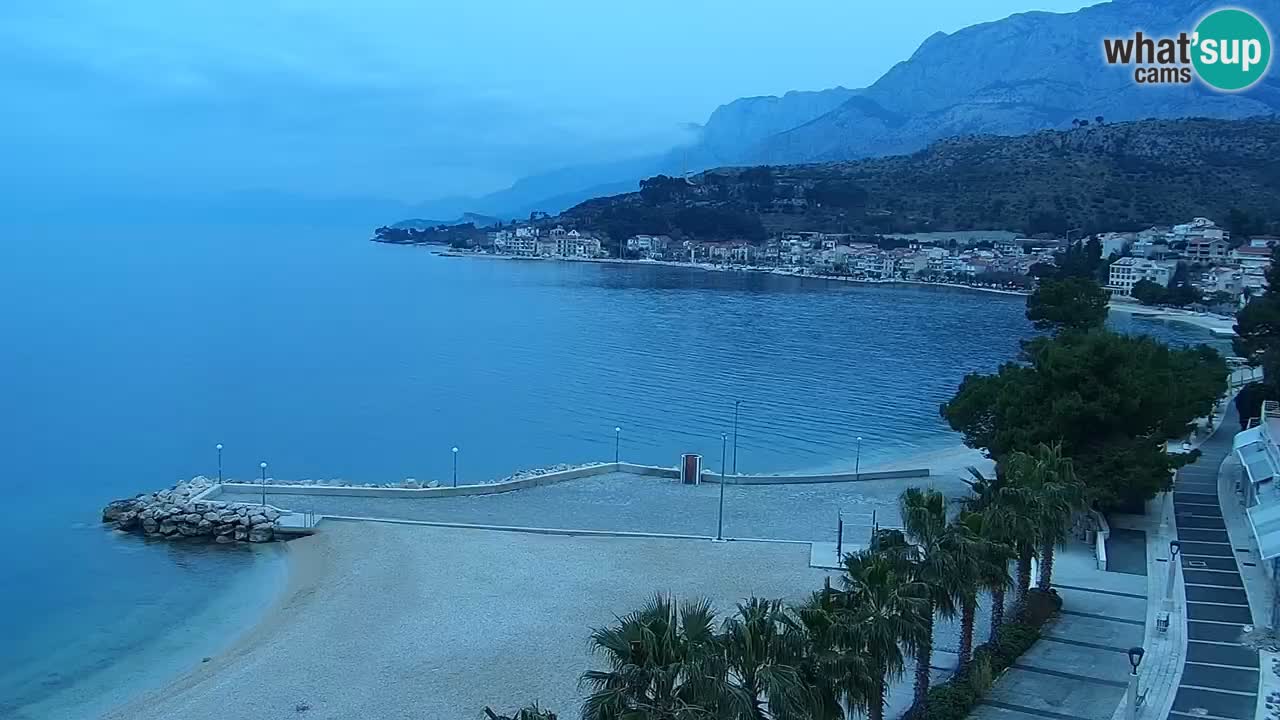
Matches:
[221,471,971,544]
[971,543,1147,720]
[1168,403,1260,720]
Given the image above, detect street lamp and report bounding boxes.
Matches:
[216,443,223,484]
[855,436,863,479]
[452,447,459,487]
[259,461,268,506]
[732,400,741,475]
[615,426,621,464]
[1164,540,1182,609]
[1126,646,1145,720]
[717,433,727,541]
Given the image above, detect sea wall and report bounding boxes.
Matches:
[102,477,283,543]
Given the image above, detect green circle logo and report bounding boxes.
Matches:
[1192,8,1272,91]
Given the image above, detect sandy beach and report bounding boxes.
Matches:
[106,525,837,720]
[1107,301,1237,337]
[104,459,984,720]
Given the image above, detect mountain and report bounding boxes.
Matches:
[559,117,1280,238]
[406,88,859,221]
[392,213,502,230]
[407,0,1279,222]
[747,0,1280,163]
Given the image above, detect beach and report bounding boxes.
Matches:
[102,441,989,720]
[106,524,834,720]
[1107,301,1238,337]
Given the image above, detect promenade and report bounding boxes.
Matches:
[1166,402,1260,720]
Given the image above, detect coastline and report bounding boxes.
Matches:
[429,248,1031,297]
[1107,301,1237,337]
[100,539,318,720]
[95,440,983,718]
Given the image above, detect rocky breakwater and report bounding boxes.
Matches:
[102,476,282,543]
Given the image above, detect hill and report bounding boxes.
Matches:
[558,117,1280,239]
[409,0,1280,222]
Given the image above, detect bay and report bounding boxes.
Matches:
[0,224,1228,717]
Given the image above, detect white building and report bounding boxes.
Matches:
[1232,401,1280,620]
[1107,257,1176,296]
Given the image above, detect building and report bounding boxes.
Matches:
[1186,237,1231,265]
[556,233,601,258]
[1231,401,1280,623]
[626,234,672,256]
[1107,257,1176,296]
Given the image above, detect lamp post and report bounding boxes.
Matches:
[452,447,459,487]
[216,443,223,484]
[1126,646,1145,720]
[1164,540,1182,610]
[855,436,863,479]
[259,461,268,507]
[732,400,741,475]
[717,433,727,541]
[615,426,621,464]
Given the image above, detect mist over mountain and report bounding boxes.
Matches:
[417,0,1279,223]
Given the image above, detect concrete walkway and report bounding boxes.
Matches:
[1167,402,1260,720]
[970,543,1147,720]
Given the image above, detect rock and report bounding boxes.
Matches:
[159,522,177,535]
[234,526,248,541]
[102,499,139,524]
[177,525,201,537]
[426,480,440,488]
[214,534,235,544]
[203,511,220,522]
[247,527,273,543]
[401,478,422,489]
[142,519,159,534]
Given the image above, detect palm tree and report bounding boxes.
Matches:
[785,589,873,720]
[996,454,1053,601]
[960,465,1023,640]
[579,594,723,720]
[719,597,811,720]
[953,511,1013,666]
[485,703,559,720]
[1018,444,1085,590]
[840,549,930,720]
[897,487,975,706]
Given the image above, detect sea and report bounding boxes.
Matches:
[0,224,1229,718]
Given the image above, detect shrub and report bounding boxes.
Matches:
[906,590,1061,720]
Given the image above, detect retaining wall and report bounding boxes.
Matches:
[208,462,931,501]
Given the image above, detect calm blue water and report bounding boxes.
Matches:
[0,224,1227,717]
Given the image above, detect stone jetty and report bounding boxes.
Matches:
[102,476,282,543]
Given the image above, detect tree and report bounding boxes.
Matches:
[1004,444,1086,590]
[580,595,722,720]
[718,598,811,720]
[952,510,1013,665]
[840,550,930,720]
[484,704,558,720]
[942,329,1227,511]
[896,488,974,706]
[786,591,872,720]
[1131,279,1167,306]
[1234,246,1280,384]
[1025,277,1108,334]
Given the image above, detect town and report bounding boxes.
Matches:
[377,215,1277,311]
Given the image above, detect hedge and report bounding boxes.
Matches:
[903,588,1063,720]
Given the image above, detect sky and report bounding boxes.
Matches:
[0,0,1097,212]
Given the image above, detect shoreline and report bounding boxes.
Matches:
[97,439,981,717]
[101,538,323,720]
[427,248,1032,297]
[1107,301,1237,337]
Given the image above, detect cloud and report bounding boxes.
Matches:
[0,0,1098,210]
